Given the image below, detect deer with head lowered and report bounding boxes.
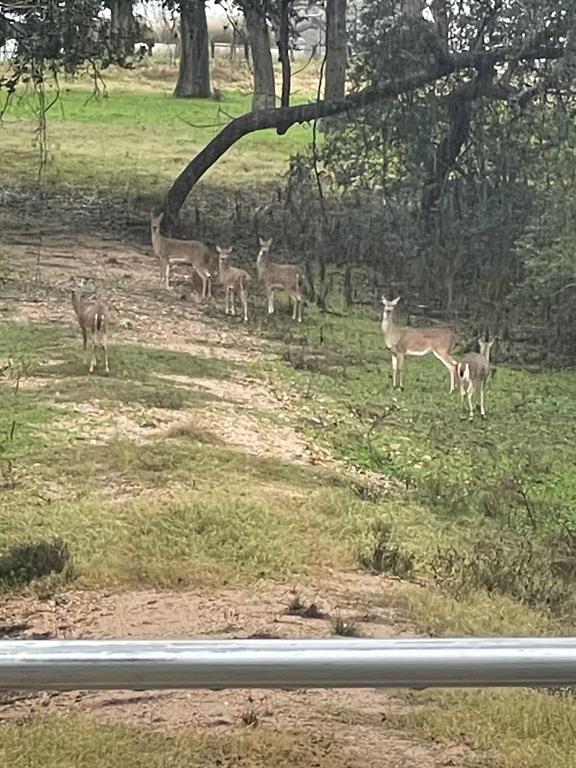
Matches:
[150,212,212,297]
[457,338,495,419]
[381,295,459,391]
[257,238,303,322]
[69,277,109,374]
[216,246,251,322]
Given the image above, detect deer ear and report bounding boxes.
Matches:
[267,238,273,247]
[228,246,234,253]
[381,295,388,303]
[259,237,265,246]
[216,246,223,254]
[392,296,401,305]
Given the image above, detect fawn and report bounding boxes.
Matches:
[381,295,459,391]
[70,277,109,374]
[256,238,303,322]
[217,246,251,322]
[457,338,495,419]
[150,212,212,297]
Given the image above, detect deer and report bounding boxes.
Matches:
[150,212,212,298]
[256,237,303,322]
[69,277,109,374]
[216,246,251,322]
[456,338,495,420]
[381,295,459,391]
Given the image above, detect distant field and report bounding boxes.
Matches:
[0,61,317,193]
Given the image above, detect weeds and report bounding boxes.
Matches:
[285,593,326,619]
[330,614,361,637]
[359,520,415,579]
[0,538,72,588]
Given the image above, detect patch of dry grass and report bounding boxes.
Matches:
[0,715,354,768]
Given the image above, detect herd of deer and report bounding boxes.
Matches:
[68,215,494,420]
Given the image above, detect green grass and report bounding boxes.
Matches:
[393,689,576,768]
[263,305,576,593]
[0,715,354,768]
[0,64,314,191]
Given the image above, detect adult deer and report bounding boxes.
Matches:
[381,295,458,391]
[256,238,303,322]
[457,338,495,419]
[150,212,212,297]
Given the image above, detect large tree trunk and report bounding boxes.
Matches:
[174,0,211,99]
[108,0,134,57]
[245,4,276,110]
[321,0,347,131]
[324,0,347,101]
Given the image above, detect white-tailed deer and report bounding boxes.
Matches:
[150,212,212,298]
[217,246,251,322]
[257,237,303,322]
[457,338,495,419]
[70,277,109,374]
[381,295,459,391]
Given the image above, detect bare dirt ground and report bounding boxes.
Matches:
[0,221,470,767]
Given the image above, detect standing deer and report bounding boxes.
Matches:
[217,246,251,322]
[150,212,212,298]
[70,277,109,374]
[381,295,459,391]
[457,338,495,420]
[256,237,303,322]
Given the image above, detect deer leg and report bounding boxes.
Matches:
[267,289,274,315]
[89,338,96,374]
[225,287,231,314]
[81,327,87,352]
[207,275,212,298]
[103,339,109,375]
[467,388,474,420]
[480,383,486,418]
[397,352,405,390]
[433,350,457,393]
[164,263,170,290]
[241,287,248,322]
[230,290,236,316]
[298,298,303,323]
[391,352,399,388]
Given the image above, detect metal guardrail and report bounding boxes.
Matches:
[1,638,576,691]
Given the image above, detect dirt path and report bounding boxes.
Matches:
[0,231,470,767]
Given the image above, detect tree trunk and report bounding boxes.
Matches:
[321,0,347,131]
[278,0,291,107]
[174,0,211,99]
[108,0,134,57]
[245,4,276,110]
[324,0,347,101]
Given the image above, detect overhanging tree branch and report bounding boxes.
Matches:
[162,41,563,227]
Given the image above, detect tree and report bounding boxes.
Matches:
[0,0,139,97]
[324,0,347,102]
[107,0,135,57]
[242,0,276,109]
[174,0,211,98]
[162,26,567,228]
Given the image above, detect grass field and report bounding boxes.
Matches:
[1,56,576,768]
[0,60,315,192]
